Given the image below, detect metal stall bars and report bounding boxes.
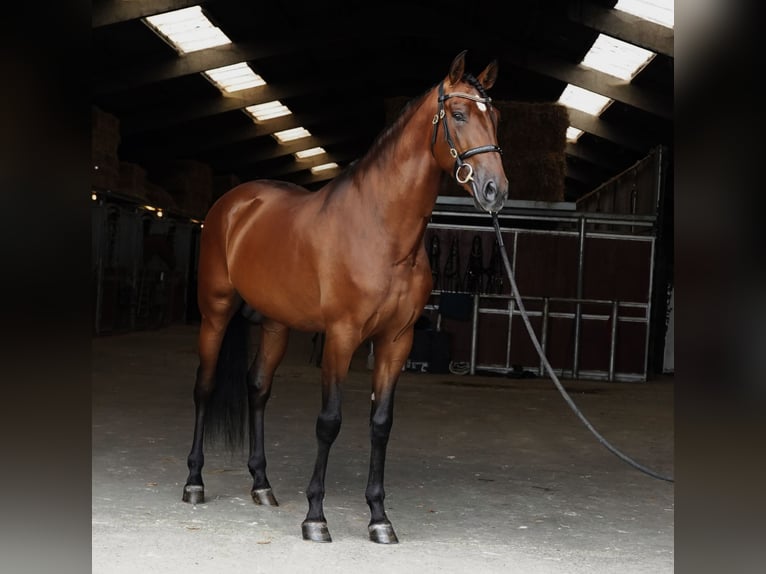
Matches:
[92,192,199,335]
[425,197,656,382]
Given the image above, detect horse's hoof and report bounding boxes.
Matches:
[251,488,279,506]
[182,484,204,504]
[368,521,399,544]
[302,520,332,542]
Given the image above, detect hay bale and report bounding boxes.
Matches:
[496,101,568,155]
[504,153,567,202]
[496,102,568,202]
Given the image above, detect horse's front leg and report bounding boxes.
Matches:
[247,319,288,506]
[365,328,414,544]
[301,329,355,542]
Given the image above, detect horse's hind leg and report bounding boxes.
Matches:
[364,328,414,544]
[182,297,239,504]
[247,319,289,506]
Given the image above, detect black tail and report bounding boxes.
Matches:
[205,311,250,451]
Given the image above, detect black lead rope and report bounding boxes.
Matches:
[491,214,674,483]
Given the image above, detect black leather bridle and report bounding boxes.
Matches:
[430,81,503,184]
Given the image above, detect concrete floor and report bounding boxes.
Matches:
[92,324,674,573]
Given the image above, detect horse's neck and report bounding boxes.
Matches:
[350,99,443,257]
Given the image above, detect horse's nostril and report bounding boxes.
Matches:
[485,181,497,200]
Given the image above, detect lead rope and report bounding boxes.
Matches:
[491,214,674,483]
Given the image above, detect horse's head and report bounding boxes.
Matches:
[431,50,509,213]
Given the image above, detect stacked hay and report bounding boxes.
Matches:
[496,101,568,202]
[145,159,214,218]
[383,97,568,202]
[91,106,121,190]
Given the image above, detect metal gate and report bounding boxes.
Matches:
[92,196,200,335]
[422,199,656,382]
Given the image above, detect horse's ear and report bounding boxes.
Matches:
[449,50,467,85]
[476,59,499,90]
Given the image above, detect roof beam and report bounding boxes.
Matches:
[565,142,632,172]
[122,114,297,160]
[367,7,671,118]
[209,132,371,173]
[94,41,305,96]
[234,148,364,185]
[522,53,672,120]
[260,151,356,179]
[568,1,673,58]
[119,80,344,135]
[121,102,371,159]
[93,0,214,28]
[567,109,652,153]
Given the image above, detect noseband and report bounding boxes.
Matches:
[431,81,503,184]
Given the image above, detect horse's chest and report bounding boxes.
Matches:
[366,262,429,316]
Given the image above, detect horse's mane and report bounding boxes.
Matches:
[339,73,485,182]
[464,73,489,99]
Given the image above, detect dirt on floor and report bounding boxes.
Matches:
[92,324,674,574]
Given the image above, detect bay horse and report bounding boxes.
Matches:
[182,50,508,543]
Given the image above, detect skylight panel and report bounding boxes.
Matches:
[273,127,311,143]
[558,85,612,116]
[294,147,326,159]
[144,6,231,55]
[203,63,266,93]
[614,0,674,29]
[311,162,339,174]
[566,127,584,143]
[245,100,292,122]
[582,34,655,81]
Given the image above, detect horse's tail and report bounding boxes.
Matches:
[205,310,250,451]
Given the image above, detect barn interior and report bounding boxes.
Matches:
[92,0,674,378]
[91,1,674,572]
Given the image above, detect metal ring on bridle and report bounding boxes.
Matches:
[456,163,474,184]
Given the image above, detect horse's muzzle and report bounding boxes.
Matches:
[473,177,508,213]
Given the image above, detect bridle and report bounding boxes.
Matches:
[430,80,503,185]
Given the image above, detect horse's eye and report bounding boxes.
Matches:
[452,111,466,122]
